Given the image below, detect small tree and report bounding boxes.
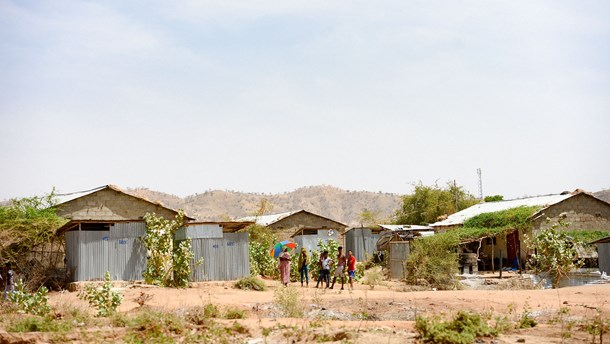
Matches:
[78,271,122,317]
[142,210,189,287]
[526,218,583,288]
[244,224,278,278]
[404,233,460,289]
[309,239,340,282]
[0,189,67,289]
[395,181,478,225]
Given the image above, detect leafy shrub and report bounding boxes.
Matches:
[416,311,498,344]
[78,271,122,317]
[235,276,267,291]
[404,234,459,289]
[8,279,51,316]
[129,308,185,339]
[0,190,67,290]
[274,286,303,318]
[8,316,72,333]
[186,303,219,326]
[225,308,246,319]
[245,225,279,278]
[360,266,383,289]
[518,312,537,329]
[309,239,340,282]
[142,210,189,287]
[172,239,196,288]
[203,303,220,318]
[526,218,583,288]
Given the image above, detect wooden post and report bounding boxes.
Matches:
[491,237,495,274]
[499,249,503,279]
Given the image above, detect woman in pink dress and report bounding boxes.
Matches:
[278,248,291,286]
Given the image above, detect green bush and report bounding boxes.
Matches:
[415,311,498,344]
[526,219,584,288]
[8,316,73,333]
[360,266,384,289]
[245,225,279,278]
[8,279,51,316]
[78,271,122,317]
[404,234,459,289]
[274,286,303,318]
[225,308,246,319]
[235,276,267,291]
[309,239,340,282]
[128,308,186,340]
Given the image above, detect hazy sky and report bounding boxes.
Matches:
[1,1,609,201]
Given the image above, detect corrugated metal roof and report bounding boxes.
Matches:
[430,193,573,227]
[591,236,610,244]
[237,210,301,226]
[378,224,434,231]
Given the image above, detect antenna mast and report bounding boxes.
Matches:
[477,168,483,202]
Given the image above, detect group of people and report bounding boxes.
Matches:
[277,245,356,290]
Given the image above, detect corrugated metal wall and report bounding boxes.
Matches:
[389,241,410,279]
[188,232,250,281]
[598,243,610,275]
[345,228,378,261]
[65,222,147,282]
[293,230,339,253]
[65,231,110,281]
[175,224,223,240]
[111,222,146,238]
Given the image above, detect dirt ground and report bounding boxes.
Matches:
[3,273,610,343]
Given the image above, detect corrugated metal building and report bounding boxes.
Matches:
[176,223,251,281]
[592,236,610,275]
[64,222,147,281]
[344,228,380,261]
[292,229,340,253]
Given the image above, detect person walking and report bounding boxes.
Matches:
[330,246,346,290]
[278,248,291,286]
[315,251,332,288]
[347,250,357,290]
[298,248,309,287]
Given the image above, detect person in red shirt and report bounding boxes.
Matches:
[347,250,356,290]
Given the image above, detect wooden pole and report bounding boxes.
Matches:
[499,249,503,279]
[491,237,495,274]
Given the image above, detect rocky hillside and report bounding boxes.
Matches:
[128,185,402,227]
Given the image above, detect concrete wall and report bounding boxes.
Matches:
[57,188,178,221]
[532,194,610,232]
[268,211,347,241]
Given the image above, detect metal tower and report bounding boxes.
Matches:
[477,168,483,201]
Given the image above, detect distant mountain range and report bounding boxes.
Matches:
[127,186,610,227]
[128,185,403,227]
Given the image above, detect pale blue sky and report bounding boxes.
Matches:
[1,1,609,201]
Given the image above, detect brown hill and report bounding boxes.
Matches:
[127,185,402,227]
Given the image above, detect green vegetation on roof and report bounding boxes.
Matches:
[463,206,541,229]
[435,206,543,243]
[561,230,610,244]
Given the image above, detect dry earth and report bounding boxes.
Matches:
[3,274,609,343]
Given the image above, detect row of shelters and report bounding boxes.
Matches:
[54,185,610,283]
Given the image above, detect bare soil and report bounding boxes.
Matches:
[3,273,610,343]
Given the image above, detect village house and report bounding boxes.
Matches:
[56,185,252,282]
[430,189,610,272]
[239,210,348,251]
